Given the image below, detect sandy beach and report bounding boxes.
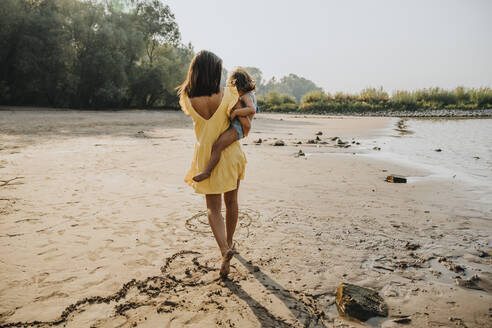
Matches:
[0,110,491,327]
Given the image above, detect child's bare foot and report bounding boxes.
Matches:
[193,171,211,182]
[219,248,234,278]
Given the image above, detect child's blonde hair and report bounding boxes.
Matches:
[227,67,256,93]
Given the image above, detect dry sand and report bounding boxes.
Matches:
[0,109,491,327]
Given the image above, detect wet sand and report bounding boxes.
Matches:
[0,110,491,327]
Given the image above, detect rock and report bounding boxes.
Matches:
[373,146,381,151]
[477,250,492,258]
[316,131,323,135]
[296,150,305,157]
[335,283,388,322]
[296,141,302,144]
[337,139,346,145]
[386,175,407,183]
[307,139,316,144]
[473,156,480,160]
[254,138,262,144]
[273,140,285,146]
[405,242,420,250]
[331,136,339,141]
[435,148,442,152]
[316,136,321,141]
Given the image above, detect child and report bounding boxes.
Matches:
[193,68,258,182]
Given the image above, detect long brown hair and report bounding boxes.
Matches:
[176,50,222,98]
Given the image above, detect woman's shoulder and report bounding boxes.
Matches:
[222,87,239,113]
[224,86,239,98]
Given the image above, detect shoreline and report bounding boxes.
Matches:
[2,105,492,118]
[0,111,491,327]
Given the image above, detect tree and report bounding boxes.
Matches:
[256,73,322,103]
[135,0,180,66]
[243,66,263,88]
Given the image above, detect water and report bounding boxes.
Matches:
[361,118,492,213]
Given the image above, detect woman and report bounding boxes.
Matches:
[177,50,247,278]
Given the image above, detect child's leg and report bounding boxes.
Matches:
[238,116,251,137]
[192,126,239,182]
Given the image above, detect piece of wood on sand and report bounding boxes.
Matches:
[335,283,388,322]
[385,175,407,183]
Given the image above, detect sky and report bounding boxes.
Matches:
[165,0,492,93]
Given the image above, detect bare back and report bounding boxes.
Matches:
[189,88,225,120]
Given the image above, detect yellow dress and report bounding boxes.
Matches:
[180,86,247,194]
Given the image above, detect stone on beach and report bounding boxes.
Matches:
[385,175,407,183]
[335,283,388,322]
[315,131,323,135]
[405,242,420,250]
[273,140,285,146]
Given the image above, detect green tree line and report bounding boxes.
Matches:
[0,0,193,108]
[256,86,492,113]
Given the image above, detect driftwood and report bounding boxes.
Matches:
[0,177,24,187]
[335,283,388,322]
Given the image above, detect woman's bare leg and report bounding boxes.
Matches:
[193,127,239,182]
[205,194,233,277]
[224,180,240,249]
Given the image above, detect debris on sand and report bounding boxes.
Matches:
[316,136,321,141]
[385,175,407,183]
[273,140,285,146]
[331,136,339,141]
[307,139,316,144]
[335,283,388,322]
[477,250,491,258]
[373,146,381,151]
[435,148,442,152]
[455,274,482,290]
[296,150,305,157]
[392,315,412,324]
[438,257,466,273]
[316,131,323,135]
[254,138,262,144]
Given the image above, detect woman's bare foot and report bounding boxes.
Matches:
[193,171,211,182]
[219,248,234,278]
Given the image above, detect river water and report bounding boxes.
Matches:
[362,118,492,215]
